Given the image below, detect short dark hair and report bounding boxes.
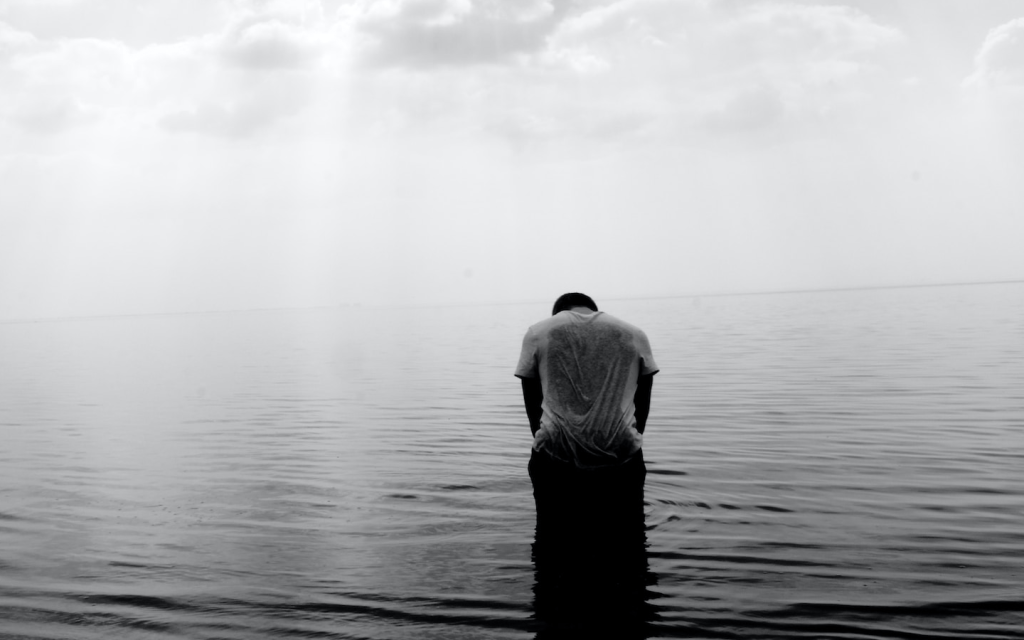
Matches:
[552,292,598,315]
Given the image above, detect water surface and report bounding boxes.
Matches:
[2,283,1023,638]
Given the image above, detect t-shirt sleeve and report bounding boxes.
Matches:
[637,330,659,376]
[514,327,539,379]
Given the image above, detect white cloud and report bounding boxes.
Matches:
[703,83,785,132]
[219,16,324,69]
[218,0,328,70]
[10,37,133,91]
[548,2,902,81]
[140,3,332,135]
[553,0,698,47]
[965,17,1024,90]
[0,2,333,140]
[2,1,906,145]
[0,0,83,5]
[707,3,903,114]
[481,1,904,145]
[158,92,305,137]
[961,17,1024,140]
[1,34,131,133]
[726,3,903,57]
[9,95,98,133]
[0,19,37,57]
[231,0,325,22]
[349,0,563,67]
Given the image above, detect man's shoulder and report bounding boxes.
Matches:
[528,311,648,333]
[527,311,649,340]
[595,312,648,337]
[527,312,573,335]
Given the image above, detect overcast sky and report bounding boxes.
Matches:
[2,0,1023,319]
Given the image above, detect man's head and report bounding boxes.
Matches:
[551,292,599,316]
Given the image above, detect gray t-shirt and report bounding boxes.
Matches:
[515,310,658,468]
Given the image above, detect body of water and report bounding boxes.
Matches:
[2,282,1023,638]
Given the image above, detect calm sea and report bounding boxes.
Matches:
[2,283,1023,639]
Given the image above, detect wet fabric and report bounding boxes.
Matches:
[528,447,647,536]
[515,310,658,468]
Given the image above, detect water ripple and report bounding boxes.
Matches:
[2,284,1023,638]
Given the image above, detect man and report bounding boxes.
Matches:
[515,292,658,528]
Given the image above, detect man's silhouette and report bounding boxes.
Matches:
[515,292,659,637]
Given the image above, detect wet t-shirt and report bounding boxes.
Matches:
[515,310,659,468]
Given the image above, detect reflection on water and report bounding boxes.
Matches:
[1,282,1023,639]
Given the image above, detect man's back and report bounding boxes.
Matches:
[516,308,658,468]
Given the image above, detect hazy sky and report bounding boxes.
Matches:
[2,0,1023,319]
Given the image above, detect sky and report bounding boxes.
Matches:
[1,0,1023,319]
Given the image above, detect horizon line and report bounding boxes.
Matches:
[1,277,1022,324]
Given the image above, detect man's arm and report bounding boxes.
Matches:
[520,377,543,436]
[634,373,654,434]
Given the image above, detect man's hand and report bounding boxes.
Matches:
[520,377,543,436]
[634,373,654,434]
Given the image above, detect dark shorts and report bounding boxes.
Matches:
[529,448,646,491]
[529,449,646,536]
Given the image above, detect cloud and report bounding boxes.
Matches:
[8,95,98,133]
[703,83,786,132]
[1,0,907,147]
[725,3,903,58]
[706,2,904,114]
[218,1,328,70]
[219,17,322,69]
[0,20,38,58]
[965,17,1024,90]
[330,1,908,155]
[492,1,902,144]
[158,90,305,137]
[140,2,331,135]
[1,32,130,133]
[553,0,698,48]
[134,2,328,72]
[231,0,324,21]
[349,0,565,67]
[10,37,133,91]
[548,1,901,78]
[0,0,331,142]
[0,0,83,5]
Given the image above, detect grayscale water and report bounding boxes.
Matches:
[2,282,1023,639]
